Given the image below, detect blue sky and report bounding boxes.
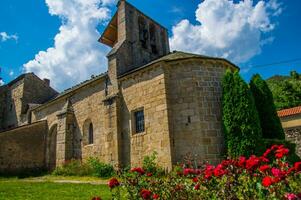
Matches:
[0,0,300,91]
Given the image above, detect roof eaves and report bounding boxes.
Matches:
[118,51,239,79]
[32,72,108,111]
[278,106,301,117]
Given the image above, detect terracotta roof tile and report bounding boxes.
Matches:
[277,106,301,117]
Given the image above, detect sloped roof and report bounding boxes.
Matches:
[7,73,30,86]
[119,51,239,78]
[32,51,238,111]
[32,72,108,111]
[99,13,117,47]
[278,106,301,117]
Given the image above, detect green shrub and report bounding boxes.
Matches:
[142,152,165,176]
[52,159,93,176]
[87,157,115,178]
[109,145,301,200]
[255,139,301,164]
[250,74,285,139]
[222,70,262,157]
[52,158,115,178]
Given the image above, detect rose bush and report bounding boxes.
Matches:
[105,145,300,200]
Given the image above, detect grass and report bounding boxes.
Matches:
[30,175,107,182]
[0,179,111,200]
[0,175,108,182]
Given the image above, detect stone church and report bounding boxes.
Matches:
[0,0,238,173]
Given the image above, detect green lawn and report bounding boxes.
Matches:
[0,180,111,200]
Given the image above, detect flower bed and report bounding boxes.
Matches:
[102,145,301,200]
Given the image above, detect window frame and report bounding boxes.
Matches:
[88,123,94,145]
[131,108,145,135]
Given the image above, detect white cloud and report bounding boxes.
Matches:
[23,0,115,91]
[169,0,282,64]
[9,70,14,77]
[170,6,183,14]
[0,32,18,42]
[0,79,4,86]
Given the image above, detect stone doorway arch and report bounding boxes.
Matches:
[46,124,58,171]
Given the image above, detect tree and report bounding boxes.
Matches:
[290,70,300,80]
[250,74,285,139]
[222,70,262,157]
[267,71,301,110]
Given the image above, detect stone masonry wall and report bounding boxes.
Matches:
[22,73,58,114]
[0,121,47,174]
[165,59,234,166]
[119,64,173,169]
[284,126,301,158]
[1,73,57,131]
[67,78,112,164]
[32,77,113,167]
[3,79,24,129]
[0,85,8,130]
[280,114,301,158]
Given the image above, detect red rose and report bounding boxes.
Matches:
[204,165,214,180]
[131,167,145,175]
[213,164,227,177]
[176,171,183,176]
[183,168,197,176]
[262,176,273,187]
[278,145,285,149]
[275,148,289,159]
[294,162,301,172]
[272,176,281,183]
[271,145,279,150]
[92,197,102,200]
[287,167,295,174]
[194,183,200,190]
[140,189,152,200]
[221,160,230,167]
[285,193,298,200]
[195,169,201,175]
[263,149,272,157]
[146,172,152,177]
[238,156,246,167]
[108,178,120,189]
[260,156,269,163]
[192,177,198,183]
[246,155,260,170]
[153,194,159,199]
[271,167,286,179]
[259,165,270,173]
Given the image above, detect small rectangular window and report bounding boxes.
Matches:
[134,110,145,133]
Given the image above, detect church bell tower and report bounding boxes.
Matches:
[99,0,170,82]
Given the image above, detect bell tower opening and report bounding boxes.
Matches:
[99,0,170,79]
[138,16,148,49]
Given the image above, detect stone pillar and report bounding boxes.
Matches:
[56,100,75,166]
[103,95,121,168]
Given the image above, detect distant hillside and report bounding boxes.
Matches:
[266,71,301,111]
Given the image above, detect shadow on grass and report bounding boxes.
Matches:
[0,167,49,179]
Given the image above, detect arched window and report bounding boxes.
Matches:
[88,123,94,144]
[83,119,94,146]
